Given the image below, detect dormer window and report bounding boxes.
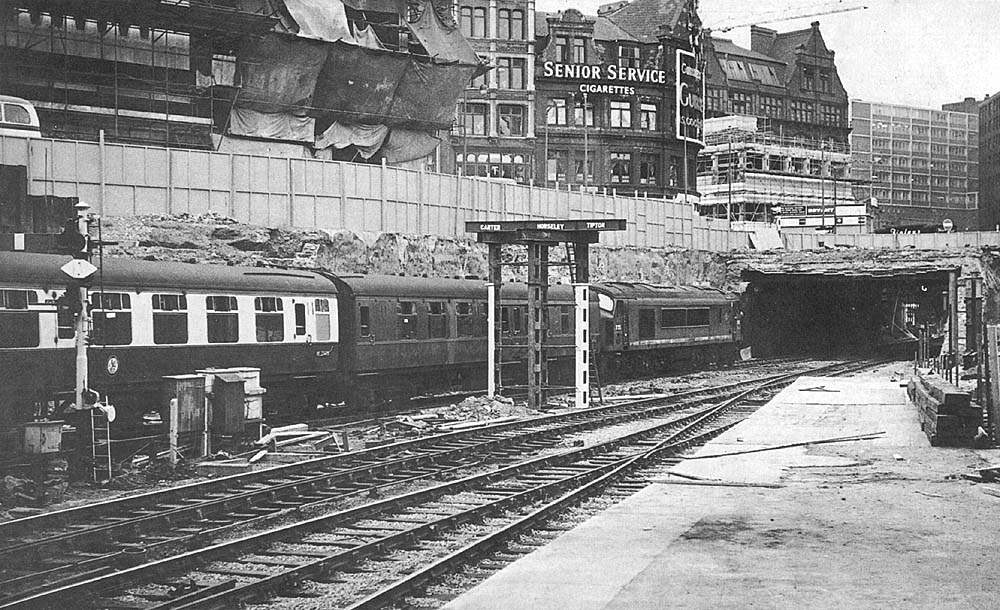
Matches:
[555,36,568,62]
[572,38,586,63]
[618,45,639,68]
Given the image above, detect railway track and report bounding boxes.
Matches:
[0,358,883,609]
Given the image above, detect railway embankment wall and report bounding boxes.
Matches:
[100,213,997,293]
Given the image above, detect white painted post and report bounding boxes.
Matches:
[487,282,497,398]
[168,397,179,466]
[574,283,589,409]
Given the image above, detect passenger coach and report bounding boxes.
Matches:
[0,252,343,429]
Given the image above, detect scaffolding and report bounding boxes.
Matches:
[0,1,277,148]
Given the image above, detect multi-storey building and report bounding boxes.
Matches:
[444,0,536,180]
[532,0,704,198]
[850,100,979,231]
[704,23,850,146]
[981,93,1000,230]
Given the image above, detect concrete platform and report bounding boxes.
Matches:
[443,371,1000,610]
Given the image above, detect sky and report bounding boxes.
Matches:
[535,0,1000,109]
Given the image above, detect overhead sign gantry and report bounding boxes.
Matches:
[467,219,626,410]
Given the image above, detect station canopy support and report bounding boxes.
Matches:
[467,219,626,410]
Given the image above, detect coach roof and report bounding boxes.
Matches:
[0,252,337,295]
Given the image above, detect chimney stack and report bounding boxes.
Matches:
[750,25,777,53]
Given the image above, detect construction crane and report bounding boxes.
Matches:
[708,2,868,33]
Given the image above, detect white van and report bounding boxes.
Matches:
[0,96,41,138]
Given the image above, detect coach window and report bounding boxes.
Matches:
[456,302,474,337]
[152,294,188,344]
[315,299,331,341]
[560,305,572,335]
[206,296,239,343]
[90,292,132,346]
[660,308,686,328]
[398,301,417,340]
[687,308,710,327]
[294,303,307,336]
[476,302,489,336]
[637,308,656,340]
[254,296,284,342]
[0,289,39,347]
[359,305,371,338]
[428,302,447,338]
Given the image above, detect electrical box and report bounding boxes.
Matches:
[23,421,64,454]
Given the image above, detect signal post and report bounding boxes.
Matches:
[467,219,625,410]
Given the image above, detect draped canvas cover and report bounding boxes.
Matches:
[229,0,483,160]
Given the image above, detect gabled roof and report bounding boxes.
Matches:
[595,16,638,42]
[768,26,816,67]
[711,37,782,64]
[600,0,687,43]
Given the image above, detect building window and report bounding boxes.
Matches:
[461,102,488,136]
[706,88,725,113]
[574,98,594,126]
[729,91,751,115]
[498,9,524,40]
[818,70,832,93]
[572,38,586,63]
[573,154,593,184]
[498,104,525,136]
[760,95,782,119]
[802,66,816,90]
[254,296,284,342]
[459,7,486,37]
[547,98,568,125]
[790,100,814,123]
[639,102,657,131]
[610,100,632,128]
[90,292,132,346]
[820,104,842,126]
[610,152,632,183]
[497,57,525,89]
[639,153,658,185]
[555,36,568,62]
[547,150,567,182]
[619,45,639,68]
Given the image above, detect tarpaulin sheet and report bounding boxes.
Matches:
[407,3,480,67]
[389,59,477,125]
[342,0,406,13]
[314,122,389,158]
[380,128,442,163]
[236,35,327,112]
[313,42,410,121]
[280,0,352,41]
[229,108,316,142]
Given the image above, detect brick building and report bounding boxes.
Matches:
[532,0,704,198]
[445,0,537,180]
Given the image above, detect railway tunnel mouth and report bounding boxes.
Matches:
[741,267,957,359]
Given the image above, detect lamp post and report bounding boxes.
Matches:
[582,92,589,188]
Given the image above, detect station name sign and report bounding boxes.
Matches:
[542,61,668,96]
[466,219,628,233]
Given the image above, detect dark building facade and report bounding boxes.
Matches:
[981,92,1000,230]
[444,0,537,180]
[703,23,850,145]
[532,0,704,198]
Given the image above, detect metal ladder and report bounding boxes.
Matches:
[589,341,604,405]
[90,409,112,483]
